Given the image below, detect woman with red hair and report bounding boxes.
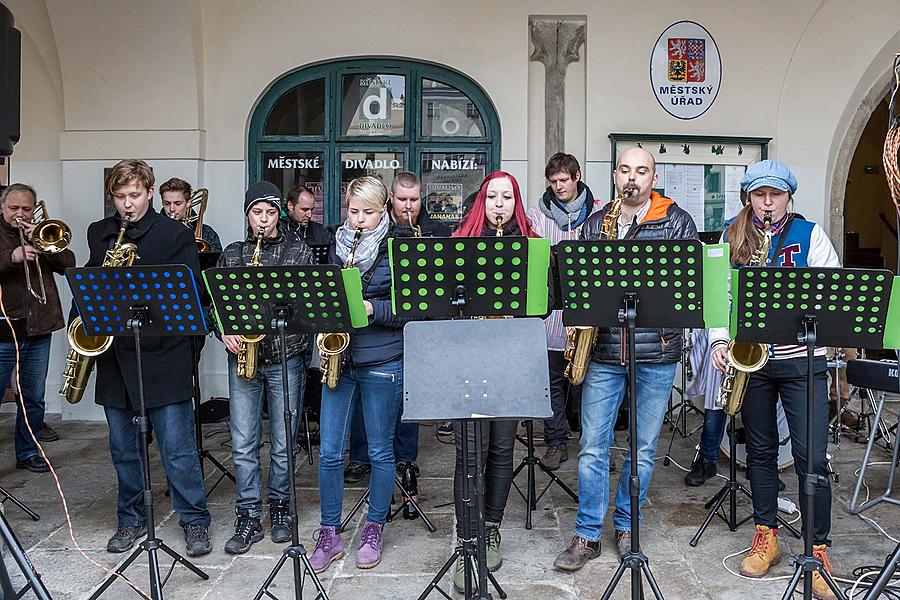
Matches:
[453,171,537,238]
[450,171,533,593]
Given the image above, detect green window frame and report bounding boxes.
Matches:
[249,57,501,225]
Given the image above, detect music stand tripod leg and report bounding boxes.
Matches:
[0,508,52,600]
[390,476,437,533]
[601,294,665,600]
[254,309,329,600]
[0,486,40,521]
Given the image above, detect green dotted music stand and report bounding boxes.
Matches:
[556,239,730,328]
[732,267,897,348]
[202,265,367,335]
[388,237,551,318]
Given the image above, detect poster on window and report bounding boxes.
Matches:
[342,74,406,137]
[424,183,464,222]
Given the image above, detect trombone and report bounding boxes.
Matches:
[182,188,211,252]
[17,200,71,304]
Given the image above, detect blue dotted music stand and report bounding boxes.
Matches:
[66,264,207,337]
[65,264,211,600]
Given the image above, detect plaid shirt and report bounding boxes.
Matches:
[212,229,313,363]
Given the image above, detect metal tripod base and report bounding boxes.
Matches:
[199,449,235,496]
[600,550,664,600]
[253,543,328,600]
[780,552,847,600]
[88,537,208,600]
[418,545,506,600]
[850,387,900,515]
[0,485,40,521]
[511,420,577,529]
[339,476,436,533]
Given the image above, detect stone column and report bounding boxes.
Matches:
[529,18,586,156]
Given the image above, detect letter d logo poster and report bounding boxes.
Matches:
[650,21,721,120]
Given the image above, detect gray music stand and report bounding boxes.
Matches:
[405,318,550,600]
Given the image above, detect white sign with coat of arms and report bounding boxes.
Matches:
[650,21,721,120]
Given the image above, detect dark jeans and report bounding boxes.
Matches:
[0,335,51,461]
[545,350,575,447]
[105,400,210,528]
[453,420,517,536]
[742,356,831,545]
[348,396,419,464]
[699,408,727,463]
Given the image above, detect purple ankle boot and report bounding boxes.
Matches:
[309,526,344,573]
[356,520,384,569]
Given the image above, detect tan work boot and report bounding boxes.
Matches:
[739,525,781,577]
[811,544,838,600]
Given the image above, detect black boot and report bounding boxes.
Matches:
[399,462,420,520]
[684,458,717,486]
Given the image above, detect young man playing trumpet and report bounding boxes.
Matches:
[0,184,75,472]
[213,181,313,554]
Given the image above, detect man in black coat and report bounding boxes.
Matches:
[279,183,332,247]
[84,159,211,557]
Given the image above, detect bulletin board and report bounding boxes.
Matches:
[609,134,771,234]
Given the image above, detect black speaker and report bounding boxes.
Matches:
[0,2,21,157]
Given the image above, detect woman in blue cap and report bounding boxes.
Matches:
[708,160,841,600]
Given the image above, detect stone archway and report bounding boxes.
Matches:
[828,72,895,259]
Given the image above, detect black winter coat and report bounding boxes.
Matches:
[580,194,698,364]
[327,222,414,366]
[84,207,201,410]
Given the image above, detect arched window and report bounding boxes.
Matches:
[248,58,501,226]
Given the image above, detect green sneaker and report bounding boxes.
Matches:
[485,522,502,572]
[453,555,469,593]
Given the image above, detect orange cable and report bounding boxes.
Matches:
[0,282,151,599]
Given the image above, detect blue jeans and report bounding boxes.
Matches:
[575,361,677,540]
[348,397,419,464]
[105,400,210,528]
[318,360,403,526]
[699,408,727,463]
[228,354,304,518]
[0,335,51,462]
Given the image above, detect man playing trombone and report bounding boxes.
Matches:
[160,177,222,252]
[0,183,75,472]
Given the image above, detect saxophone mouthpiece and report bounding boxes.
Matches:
[257,226,266,237]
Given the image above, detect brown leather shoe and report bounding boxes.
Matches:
[615,529,631,558]
[553,536,600,572]
[811,544,838,600]
[739,525,781,577]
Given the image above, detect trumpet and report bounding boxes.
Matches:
[236,227,266,379]
[317,227,363,389]
[17,200,71,304]
[181,188,211,253]
[59,218,138,404]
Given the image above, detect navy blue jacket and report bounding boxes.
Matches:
[328,222,414,366]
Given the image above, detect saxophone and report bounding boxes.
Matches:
[715,210,774,415]
[563,188,635,385]
[405,210,422,237]
[59,219,139,403]
[236,227,266,380]
[316,228,363,389]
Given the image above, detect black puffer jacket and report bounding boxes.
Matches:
[327,222,414,366]
[580,193,699,364]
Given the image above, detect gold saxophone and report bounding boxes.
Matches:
[563,188,635,386]
[715,210,774,415]
[236,227,266,380]
[405,210,422,237]
[59,219,139,404]
[317,228,363,389]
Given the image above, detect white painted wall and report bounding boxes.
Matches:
[5,0,900,419]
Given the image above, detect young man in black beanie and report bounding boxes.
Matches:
[213,181,314,554]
